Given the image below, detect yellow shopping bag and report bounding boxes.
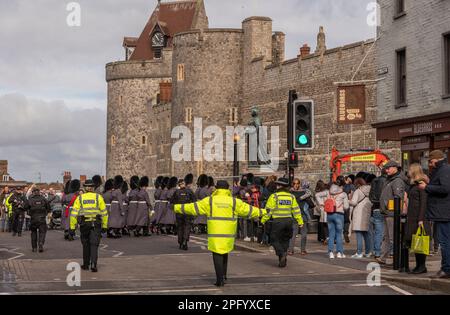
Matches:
[411,226,430,256]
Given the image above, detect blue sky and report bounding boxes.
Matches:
[0,0,375,182]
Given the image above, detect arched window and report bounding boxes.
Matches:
[111,135,116,147]
[141,135,147,146]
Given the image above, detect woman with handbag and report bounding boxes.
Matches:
[405,163,431,274]
[349,177,373,259]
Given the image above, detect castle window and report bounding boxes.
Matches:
[177,64,185,81]
[154,48,162,59]
[119,95,123,105]
[111,135,116,147]
[185,107,193,123]
[229,107,239,124]
[2,175,9,182]
[156,93,161,105]
[141,135,147,146]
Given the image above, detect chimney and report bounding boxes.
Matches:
[299,44,311,59]
[159,82,172,103]
[63,171,72,184]
[80,175,87,183]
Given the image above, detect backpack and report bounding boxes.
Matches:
[324,193,344,214]
[324,195,337,214]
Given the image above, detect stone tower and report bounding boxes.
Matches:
[106,0,209,180]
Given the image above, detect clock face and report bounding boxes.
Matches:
[152,32,164,47]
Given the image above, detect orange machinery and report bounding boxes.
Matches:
[330,147,390,182]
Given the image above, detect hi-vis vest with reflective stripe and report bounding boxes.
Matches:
[174,189,266,255]
[5,194,13,215]
[261,191,304,225]
[70,192,108,230]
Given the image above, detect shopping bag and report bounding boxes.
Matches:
[411,226,430,255]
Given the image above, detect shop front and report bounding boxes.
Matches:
[373,112,450,173]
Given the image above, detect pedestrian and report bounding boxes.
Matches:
[314,180,329,244]
[247,182,262,242]
[404,163,431,274]
[172,180,265,286]
[136,176,152,237]
[193,174,209,234]
[289,178,312,255]
[9,186,27,237]
[349,177,373,258]
[1,187,11,232]
[378,160,408,264]
[62,180,81,241]
[262,178,304,267]
[102,179,114,238]
[24,187,51,252]
[344,175,356,195]
[127,176,140,236]
[109,176,124,238]
[70,180,108,273]
[171,174,196,250]
[369,169,387,261]
[418,150,450,279]
[325,176,349,259]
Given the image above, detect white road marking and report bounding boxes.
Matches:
[388,285,413,295]
[5,248,25,260]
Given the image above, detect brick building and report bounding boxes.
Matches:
[374,0,450,173]
[106,0,401,183]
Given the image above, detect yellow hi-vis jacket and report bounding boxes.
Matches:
[5,194,13,217]
[70,192,108,230]
[261,191,304,226]
[174,189,266,254]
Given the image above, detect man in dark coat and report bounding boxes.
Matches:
[171,174,196,250]
[24,187,51,252]
[419,150,450,279]
[9,186,27,237]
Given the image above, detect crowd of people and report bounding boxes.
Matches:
[1,149,449,280]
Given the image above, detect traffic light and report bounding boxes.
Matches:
[293,100,314,150]
[287,90,298,152]
[289,152,298,168]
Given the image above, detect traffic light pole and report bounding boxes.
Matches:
[287,90,297,186]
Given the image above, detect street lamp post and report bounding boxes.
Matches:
[233,134,240,181]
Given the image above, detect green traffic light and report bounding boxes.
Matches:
[298,134,309,145]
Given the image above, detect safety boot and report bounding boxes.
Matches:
[91,264,98,273]
[39,245,44,253]
[279,254,287,268]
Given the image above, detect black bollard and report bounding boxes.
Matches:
[393,197,401,270]
[399,214,409,272]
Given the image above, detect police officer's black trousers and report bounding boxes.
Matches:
[270,218,294,257]
[176,214,192,245]
[30,222,47,248]
[12,211,24,234]
[80,222,102,267]
[212,253,228,283]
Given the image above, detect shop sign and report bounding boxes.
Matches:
[350,154,377,162]
[337,85,366,124]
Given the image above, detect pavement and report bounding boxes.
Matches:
[0,229,448,295]
[231,233,450,294]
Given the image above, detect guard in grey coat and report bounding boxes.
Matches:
[121,181,130,236]
[109,176,125,238]
[134,176,152,237]
[127,176,140,235]
[102,179,114,238]
[194,174,210,233]
[159,177,178,234]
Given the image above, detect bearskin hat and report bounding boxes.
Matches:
[155,176,164,189]
[184,174,194,186]
[69,179,81,194]
[161,177,170,189]
[92,175,102,188]
[121,181,129,195]
[197,174,208,188]
[168,177,178,190]
[208,176,215,188]
[64,181,71,194]
[113,175,124,190]
[139,176,150,188]
[130,176,140,190]
[104,179,114,193]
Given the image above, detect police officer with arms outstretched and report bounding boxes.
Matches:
[24,187,51,252]
[261,177,304,268]
[173,180,266,287]
[70,180,108,272]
